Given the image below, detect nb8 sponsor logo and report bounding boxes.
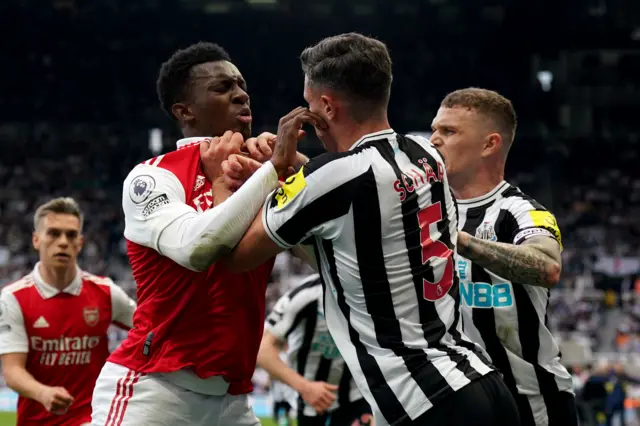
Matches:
[312,333,341,359]
[460,282,513,308]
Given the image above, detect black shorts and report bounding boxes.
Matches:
[298,398,373,426]
[515,391,578,426]
[413,372,520,426]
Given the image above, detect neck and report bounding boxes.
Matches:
[450,162,505,200]
[182,127,210,139]
[39,262,77,290]
[336,116,391,152]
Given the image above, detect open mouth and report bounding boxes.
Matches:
[54,253,71,260]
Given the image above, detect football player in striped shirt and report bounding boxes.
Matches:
[258,274,373,426]
[222,34,520,426]
[430,87,577,426]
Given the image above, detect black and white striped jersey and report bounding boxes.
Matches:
[265,274,362,416]
[262,129,493,426]
[456,181,574,421]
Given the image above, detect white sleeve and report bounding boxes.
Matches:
[0,291,28,355]
[108,281,136,329]
[123,161,279,272]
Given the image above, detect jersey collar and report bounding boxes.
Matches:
[349,129,395,151]
[456,181,510,208]
[32,262,83,299]
[176,137,209,150]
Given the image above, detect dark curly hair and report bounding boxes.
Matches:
[156,42,231,120]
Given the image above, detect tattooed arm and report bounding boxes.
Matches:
[456,232,562,288]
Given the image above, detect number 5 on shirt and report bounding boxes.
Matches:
[417,202,454,301]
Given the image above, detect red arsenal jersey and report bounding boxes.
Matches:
[110,137,275,395]
[0,264,136,426]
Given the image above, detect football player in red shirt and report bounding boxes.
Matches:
[90,42,321,426]
[0,197,136,426]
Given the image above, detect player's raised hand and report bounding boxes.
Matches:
[37,385,74,415]
[299,380,338,414]
[245,131,307,164]
[199,131,244,182]
[221,154,263,191]
[271,107,327,176]
[244,132,276,163]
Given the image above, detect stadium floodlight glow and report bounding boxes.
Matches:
[536,70,553,92]
[149,128,163,155]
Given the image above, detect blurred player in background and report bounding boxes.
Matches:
[224,33,519,426]
[270,349,296,426]
[430,87,577,425]
[0,197,136,426]
[91,42,320,426]
[258,274,373,426]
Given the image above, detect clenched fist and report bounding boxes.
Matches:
[199,131,244,183]
[37,386,73,415]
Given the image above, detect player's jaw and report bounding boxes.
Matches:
[231,105,252,140]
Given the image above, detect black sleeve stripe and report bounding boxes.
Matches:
[301,151,353,178]
[287,276,322,300]
[500,186,547,211]
[301,138,388,179]
[285,299,318,338]
[275,172,370,246]
[495,208,520,243]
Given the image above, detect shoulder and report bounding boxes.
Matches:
[498,185,547,212]
[123,162,187,210]
[406,134,446,164]
[1,275,36,297]
[499,184,562,242]
[301,150,368,178]
[80,272,117,295]
[80,272,131,303]
[81,271,115,288]
[145,143,201,176]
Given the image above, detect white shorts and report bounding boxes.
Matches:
[91,362,260,426]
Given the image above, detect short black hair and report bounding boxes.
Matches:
[300,33,392,120]
[157,42,231,120]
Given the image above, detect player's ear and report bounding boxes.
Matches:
[172,103,194,124]
[76,234,84,254]
[32,231,40,251]
[320,95,335,121]
[481,133,502,158]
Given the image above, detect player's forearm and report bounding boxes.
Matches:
[257,345,308,393]
[3,365,47,403]
[157,162,279,271]
[457,234,561,288]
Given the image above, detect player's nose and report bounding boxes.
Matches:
[231,86,249,105]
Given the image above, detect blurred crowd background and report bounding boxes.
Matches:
[1,0,640,424]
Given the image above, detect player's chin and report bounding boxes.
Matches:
[231,120,251,140]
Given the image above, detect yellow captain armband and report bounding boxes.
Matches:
[274,167,307,209]
[528,210,562,247]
